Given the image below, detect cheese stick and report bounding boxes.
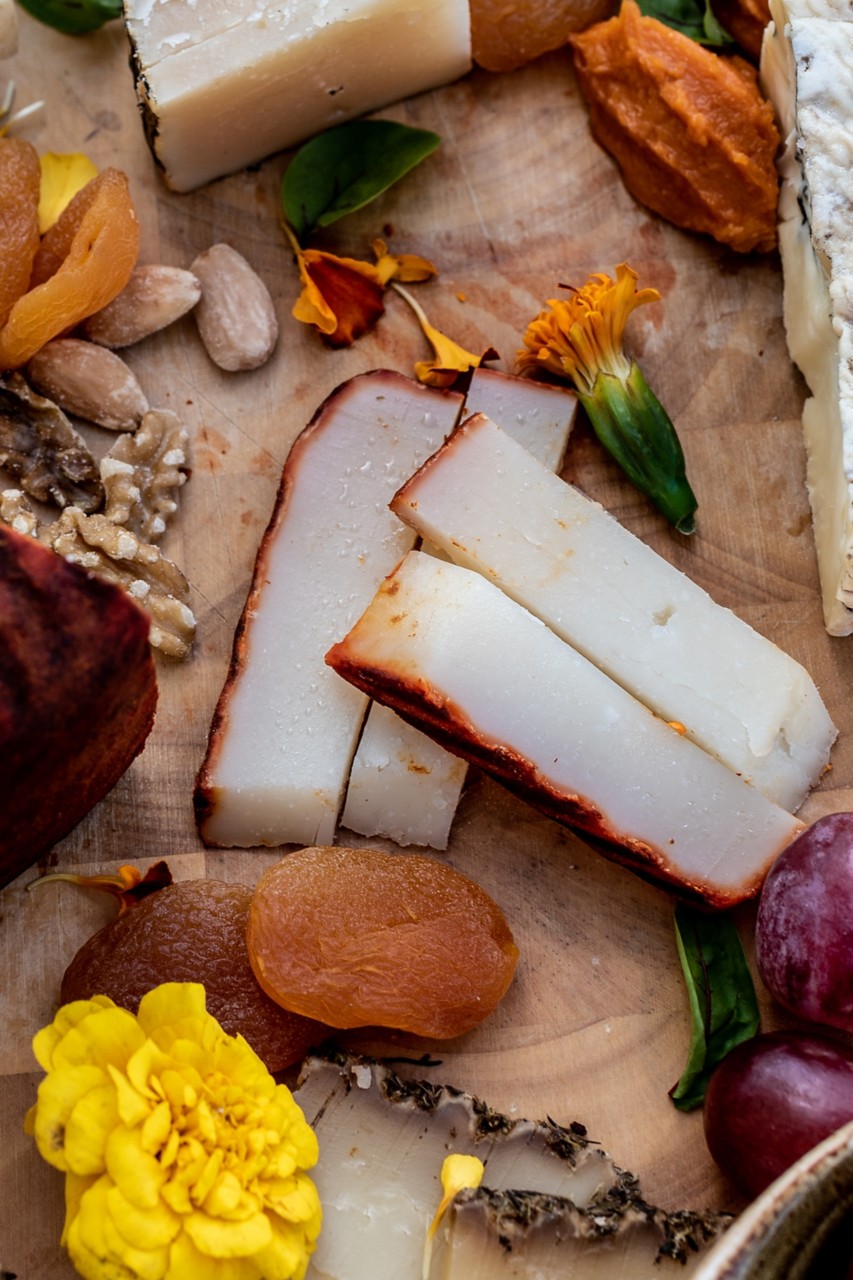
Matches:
[327,551,803,907]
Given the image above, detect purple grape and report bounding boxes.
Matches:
[756,813,853,1030]
[704,1031,853,1200]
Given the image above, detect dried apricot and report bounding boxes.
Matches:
[0,168,139,371]
[470,0,615,71]
[60,879,332,1072]
[246,846,519,1038]
[0,138,41,328]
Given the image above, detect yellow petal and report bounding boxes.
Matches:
[32,996,115,1072]
[372,238,437,286]
[38,152,98,234]
[166,1232,261,1280]
[105,1125,168,1210]
[109,1063,156,1128]
[428,1153,484,1239]
[184,1209,273,1258]
[63,1171,99,1248]
[31,1064,108,1171]
[393,283,494,388]
[52,1006,145,1073]
[141,1099,173,1154]
[255,1215,319,1280]
[136,982,208,1038]
[64,1080,120,1176]
[106,1182,181,1250]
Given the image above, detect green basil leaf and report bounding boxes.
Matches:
[636,0,734,45]
[17,0,122,34]
[670,903,760,1112]
[282,120,441,240]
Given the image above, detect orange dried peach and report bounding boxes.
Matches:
[60,878,332,1072]
[470,0,616,71]
[246,845,520,1038]
[0,138,41,328]
[0,168,139,371]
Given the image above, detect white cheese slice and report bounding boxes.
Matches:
[194,371,463,848]
[761,0,853,634]
[340,371,577,848]
[392,415,836,813]
[327,551,803,907]
[123,0,472,192]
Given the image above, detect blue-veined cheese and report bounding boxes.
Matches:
[123,0,472,192]
[761,0,853,634]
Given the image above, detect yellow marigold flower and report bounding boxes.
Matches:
[393,283,497,389]
[38,152,99,234]
[517,264,697,534]
[25,983,321,1280]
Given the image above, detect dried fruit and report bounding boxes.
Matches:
[60,878,332,1072]
[246,845,519,1038]
[0,137,41,328]
[101,408,188,540]
[470,0,615,70]
[0,373,102,511]
[82,263,201,347]
[27,338,149,430]
[190,243,278,371]
[0,523,157,889]
[569,0,780,254]
[0,167,139,371]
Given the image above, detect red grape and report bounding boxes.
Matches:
[704,1031,853,1200]
[756,813,853,1031]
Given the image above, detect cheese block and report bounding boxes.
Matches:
[123,0,472,192]
[326,551,803,908]
[761,0,853,634]
[392,415,836,814]
[194,371,463,849]
[340,370,577,848]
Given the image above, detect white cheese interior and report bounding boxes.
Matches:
[761,0,853,633]
[198,373,462,848]
[124,0,472,191]
[341,371,577,848]
[392,416,836,814]
[335,551,802,904]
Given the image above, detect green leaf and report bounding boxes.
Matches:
[670,903,760,1112]
[16,0,122,34]
[636,0,734,45]
[282,120,441,240]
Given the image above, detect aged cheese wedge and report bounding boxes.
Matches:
[761,0,853,634]
[327,551,803,907]
[194,371,463,849]
[123,0,472,192]
[294,1054,729,1280]
[392,415,836,814]
[341,371,578,849]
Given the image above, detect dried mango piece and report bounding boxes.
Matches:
[0,137,41,328]
[0,168,139,371]
[470,0,615,70]
[569,0,780,254]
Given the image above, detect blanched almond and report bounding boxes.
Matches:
[27,339,149,431]
[190,243,278,372]
[82,264,202,348]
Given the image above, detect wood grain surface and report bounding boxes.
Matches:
[3,11,853,1276]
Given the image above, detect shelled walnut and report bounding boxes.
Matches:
[0,373,102,511]
[101,409,188,541]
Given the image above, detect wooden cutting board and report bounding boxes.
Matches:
[3,10,853,1275]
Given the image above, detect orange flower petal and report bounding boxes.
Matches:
[394,283,495,387]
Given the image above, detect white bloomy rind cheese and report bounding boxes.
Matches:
[340,369,578,848]
[761,0,853,634]
[195,371,462,848]
[326,551,803,907]
[123,0,472,192]
[392,415,836,813]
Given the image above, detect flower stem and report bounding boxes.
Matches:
[579,361,697,534]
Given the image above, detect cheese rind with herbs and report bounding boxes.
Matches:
[761,0,853,634]
[123,0,472,192]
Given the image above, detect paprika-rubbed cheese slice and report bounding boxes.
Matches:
[0,525,157,888]
[327,551,804,908]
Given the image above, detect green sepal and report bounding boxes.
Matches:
[579,361,698,534]
[670,903,760,1112]
[282,119,441,241]
[16,0,122,34]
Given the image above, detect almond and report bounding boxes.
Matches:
[190,243,278,372]
[82,264,202,348]
[27,339,149,431]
